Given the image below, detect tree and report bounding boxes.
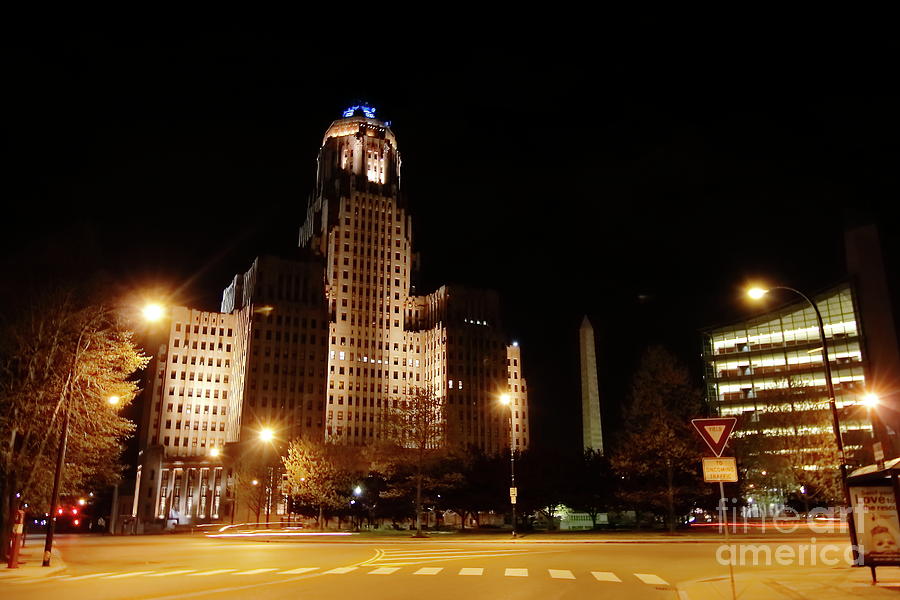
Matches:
[228,446,271,524]
[568,449,616,528]
[611,346,705,532]
[282,438,362,529]
[734,378,844,511]
[0,291,147,559]
[384,385,447,536]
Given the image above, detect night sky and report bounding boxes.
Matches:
[4,30,899,452]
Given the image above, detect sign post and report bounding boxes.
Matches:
[692,417,738,600]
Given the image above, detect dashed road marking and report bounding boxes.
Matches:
[12,564,675,587]
[187,569,236,577]
[548,569,576,579]
[278,567,318,575]
[232,568,278,575]
[635,573,669,585]
[323,566,358,575]
[62,573,115,581]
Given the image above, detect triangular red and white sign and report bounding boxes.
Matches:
[691,417,737,457]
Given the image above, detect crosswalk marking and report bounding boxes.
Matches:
[20,564,672,585]
[323,567,358,575]
[548,569,576,579]
[279,567,319,575]
[232,568,278,575]
[105,571,156,579]
[63,573,115,581]
[634,573,669,585]
[187,569,236,577]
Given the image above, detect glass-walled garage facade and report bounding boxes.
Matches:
[701,282,872,459]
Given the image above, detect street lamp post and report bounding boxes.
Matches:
[747,286,858,550]
[499,394,517,538]
[258,427,276,529]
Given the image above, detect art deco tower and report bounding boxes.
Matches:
[298,106,529,452]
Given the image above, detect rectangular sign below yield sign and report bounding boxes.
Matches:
[702,457,738,482]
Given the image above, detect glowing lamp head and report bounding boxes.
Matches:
[747,287,769,300]
[863,393,880,408]
[259,428,274,443]
[209,447,220,458]
[142,303,165,322]
[354,486,363,496]
[108,395,120,406]
[78,498,86,506]
[499,394,511,406]
[252,479,259,486]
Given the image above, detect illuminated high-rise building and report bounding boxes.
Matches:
[134,105,530,530]
[299,105,529,453]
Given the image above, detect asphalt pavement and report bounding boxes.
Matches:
[2,531,900,599]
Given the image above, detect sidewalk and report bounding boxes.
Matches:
[0,541,66,581]
[677,566,900,599]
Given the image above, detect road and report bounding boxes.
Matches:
[0,531,859,599]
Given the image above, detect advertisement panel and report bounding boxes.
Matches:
[852,485,900,566]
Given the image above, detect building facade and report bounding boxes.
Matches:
[701,282,872,465]
[134,106,529,529]
[297,107,528,452]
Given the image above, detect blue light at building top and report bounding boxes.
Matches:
[343,104,376,118]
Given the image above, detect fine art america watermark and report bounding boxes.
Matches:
[712,503,887,567]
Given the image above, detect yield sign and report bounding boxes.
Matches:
[691,417,737,457]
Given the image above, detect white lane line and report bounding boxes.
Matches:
[413,567,443,575]
[382,549,529,555]
[12,575,68,585]
[232,568,278,575]
[323,567,358,575]
[505,568,528,577]
[187,569,236,577]
[368,567,400,575]
[62,573,116,581]
[279,567,319,575]
[148,570,197,577]
[592,571,622,582]
[105,571,156,579]
[635,573,670,585]
[459,568,483,576]
[549,569,576,580]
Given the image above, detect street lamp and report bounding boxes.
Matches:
[257,428,277,527]
[42,301,164,567]
[499,393,517,538]
[141,303,165,322]
[746,285,858,549]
